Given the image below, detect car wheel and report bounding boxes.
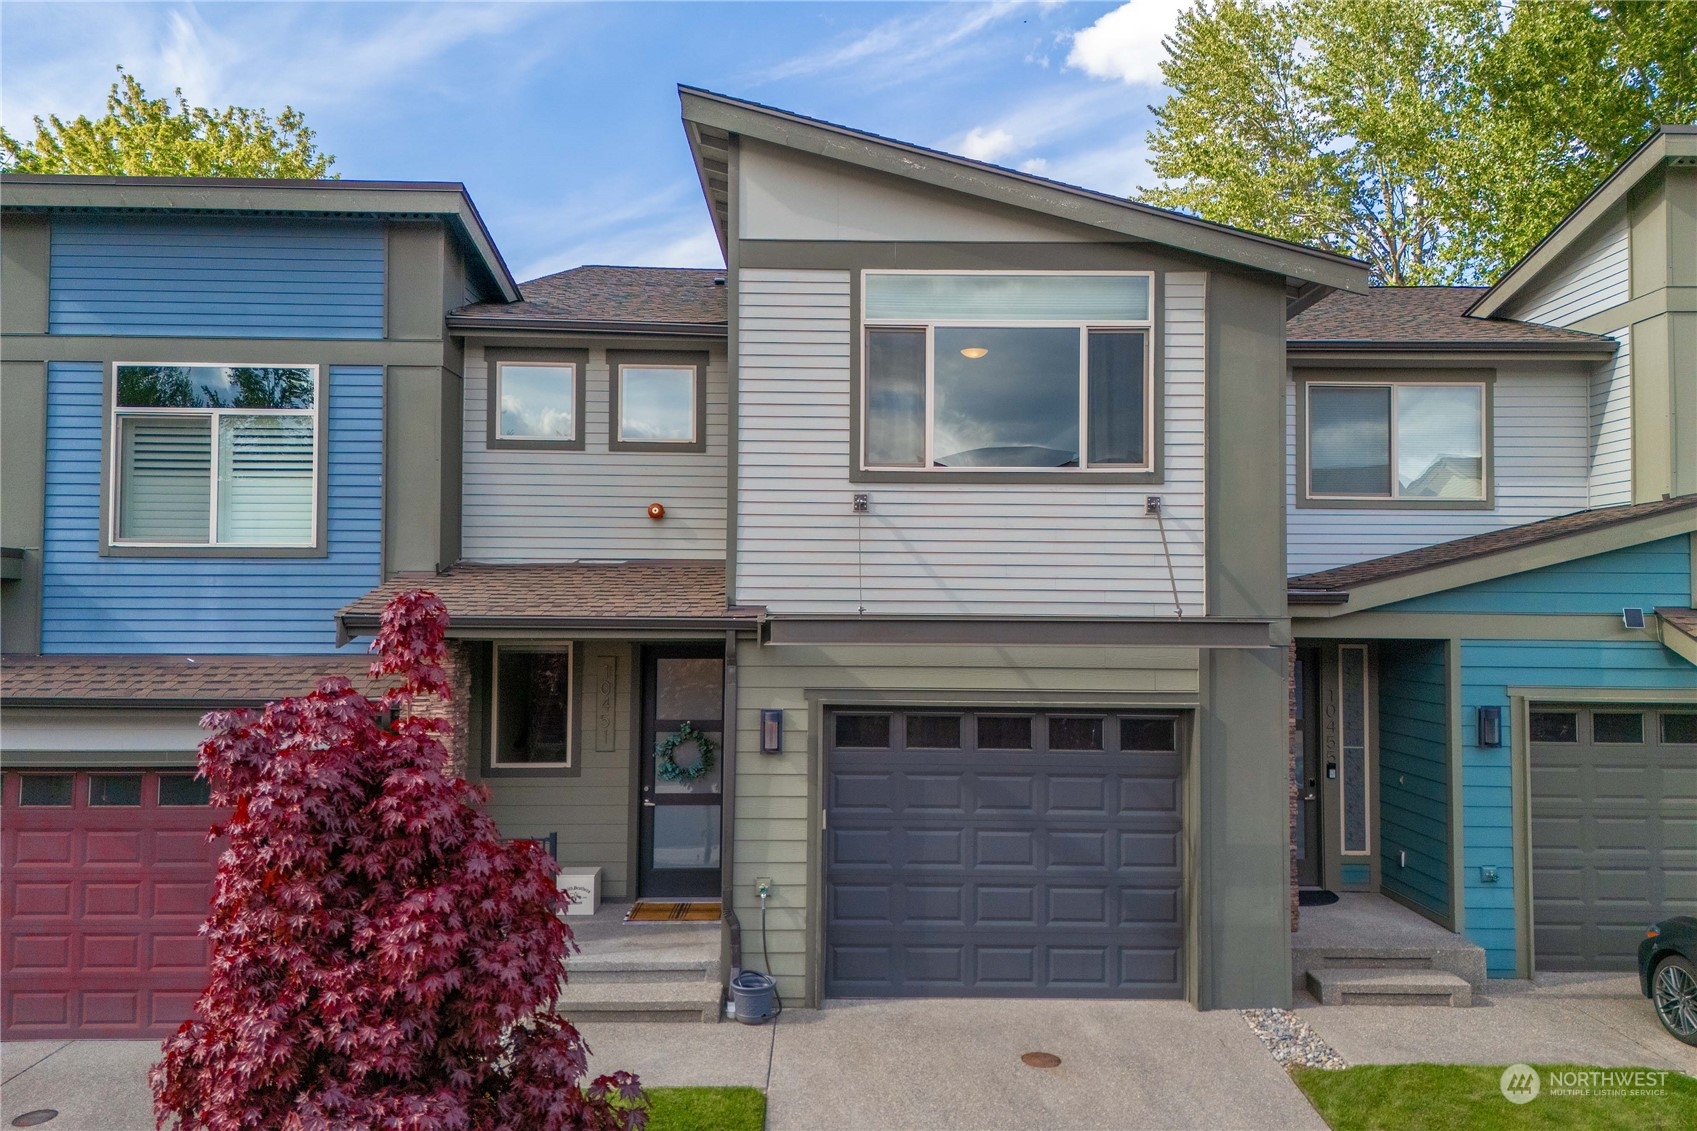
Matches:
[1652,955,1697,1046]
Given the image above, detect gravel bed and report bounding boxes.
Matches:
[1240,1008,1349,1070]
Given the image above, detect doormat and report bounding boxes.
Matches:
[625,900,722,923]
[1299,889,1340,907]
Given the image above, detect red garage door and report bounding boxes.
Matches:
[2,770,224,1039]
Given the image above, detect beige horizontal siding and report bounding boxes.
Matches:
[734,269,1208,616]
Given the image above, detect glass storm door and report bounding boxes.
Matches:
[638,645,725,899]
[1295,648,1323,887]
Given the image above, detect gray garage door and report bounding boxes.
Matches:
[1531,705,1697,971]
[825,709,1184,998]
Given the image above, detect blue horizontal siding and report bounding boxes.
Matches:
[1459,639,1696,976]
[1377,640,1450,922]
[1385,537,1691,614]
[40,361,381,654]
[49,216,385,339]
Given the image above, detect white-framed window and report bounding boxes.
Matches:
[1306,381,1487,501]
[495,360,578,442]
[860,271,1154,472]
[110,364,319,548]
[491,644,574,769]
[617,364,697,444]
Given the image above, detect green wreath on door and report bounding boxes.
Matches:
[655,721,717,783]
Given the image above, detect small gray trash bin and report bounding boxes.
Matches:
[729,970,778,1024]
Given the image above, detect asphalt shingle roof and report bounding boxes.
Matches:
[1288,287,1616,348]
[1289,496,1697,595]
[452,265,726,329]
[0,654,387,707]
[338,560,759,631]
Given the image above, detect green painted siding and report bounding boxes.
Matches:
[1376,640,1450,921]
[1383,536,1690,615]
[731,641,1202,1004]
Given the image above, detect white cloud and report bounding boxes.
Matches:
[1066,0,1188,86]
[511,184,725,279]
[1019,157,1049,174]
[756,2,1023,85]
[959,126,1018,163]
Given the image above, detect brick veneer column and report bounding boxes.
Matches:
[405,640,472,777]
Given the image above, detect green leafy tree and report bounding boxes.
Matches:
[1,67,334,178]
[1143,0,1697,284]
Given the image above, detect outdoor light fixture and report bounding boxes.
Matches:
[1622,607,1646,630]
[760,709,783,755]
[1477,705,1503,748]
[959,347,989,359]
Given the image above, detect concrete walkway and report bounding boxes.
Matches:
[1297,972,1697,1075]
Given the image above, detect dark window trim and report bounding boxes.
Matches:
[99,360,331,558]
[485,347,588,451]
[848,269,1166,485]
[607,350,709,454]
[1294,368,1496,511]
[483,641,583,778]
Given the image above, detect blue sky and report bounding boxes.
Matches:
[0,1,1184,282]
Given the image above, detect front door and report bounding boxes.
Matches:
[637,645,725,899]
[1295,648,1323,887]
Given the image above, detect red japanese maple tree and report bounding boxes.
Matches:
[151,590,643,1131]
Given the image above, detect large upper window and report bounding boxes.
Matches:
[112,364,318,547]
[861,272,1153,472]
[1306,381,1486,501]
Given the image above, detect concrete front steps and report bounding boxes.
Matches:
[1307,968,1474,1007]
[1294,893,1487,1008]
[554,903,725,1023]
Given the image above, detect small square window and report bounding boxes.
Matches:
[158,774,212,806]
[19,775,74,806]
[1529,711,1578,743]
[496,363,577,441]
[976,716,1033,750]
[1048,717,1104,751]
[1593,712,1644,744]
[835,714,891,749]
[617,365,698,445]
[89,774,143,806]
[1663,713,1697,745]
[906,715,962,749]
[1121,716,1178,753]
[492,647,573,768]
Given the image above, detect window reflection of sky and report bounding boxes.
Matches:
[933,327,1079,466]
[1309,384,1483,497]
[620,367,695,441]
[1397,386,1482,495]
[499,365,575,438]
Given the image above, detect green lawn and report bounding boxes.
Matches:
[642,1086,766,1131]
[1292,1064,1697,1131]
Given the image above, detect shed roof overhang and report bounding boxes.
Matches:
[1467,126,1697,319]
[0,173,520,302]
[678,86,1371,300]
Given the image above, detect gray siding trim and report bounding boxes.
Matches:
[3,336,456,367]
[607,350,709,454]
[0,212,50,335]
[726,137,742,608]
[764,616,1275,647]
[1,360,46,652]
[484,347,588,451]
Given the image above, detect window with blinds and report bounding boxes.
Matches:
[111,365,318,547]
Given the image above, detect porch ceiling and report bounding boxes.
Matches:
[336,560,763,640]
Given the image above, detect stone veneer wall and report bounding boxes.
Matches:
[405,639,473,777]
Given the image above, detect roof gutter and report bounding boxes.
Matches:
[446,316,728,339]
[337,611,763,643]
[1287,590,1350,606]
[1288,339,1616,358]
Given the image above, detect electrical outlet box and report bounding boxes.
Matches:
[755,877,772,898]
[1480,865,1499,884]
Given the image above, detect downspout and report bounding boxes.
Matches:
[720,628,742,984]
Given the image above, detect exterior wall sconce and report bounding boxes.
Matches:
[647,502,666,520]
[759,709,783,754]
[1477,705,1503,748]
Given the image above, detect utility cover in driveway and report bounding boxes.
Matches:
[2,770,222,1039]
[1531,705,1697,971]
[825,709,1184,998]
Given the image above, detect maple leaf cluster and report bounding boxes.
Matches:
[150,590,644,1131]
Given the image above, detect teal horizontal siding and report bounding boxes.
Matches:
[1377,640,1450,922]
[1385,537,1691,614]
[40,361,381,654]
[49,216,384,339]
[1459,638,1696,976]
